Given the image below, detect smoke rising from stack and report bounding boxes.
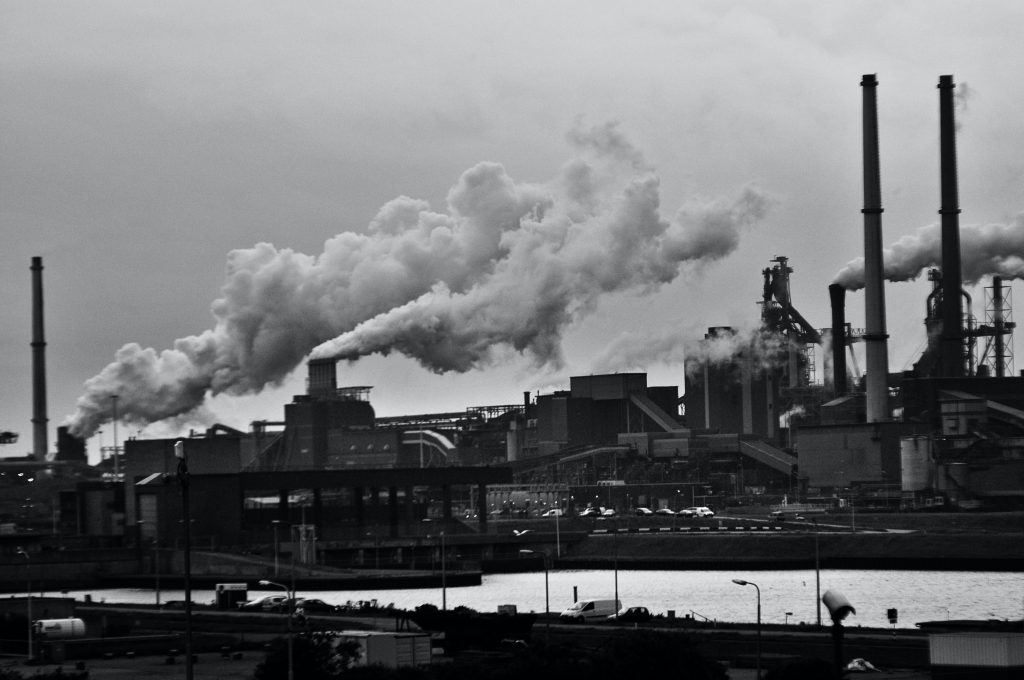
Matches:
[832,214,1024,291]
[66,123,770,438]
[589,325,789,379]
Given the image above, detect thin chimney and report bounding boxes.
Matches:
[861,75,890,422]
[938,75,964,377]
[829,283,848,396]
[31,256,48,460]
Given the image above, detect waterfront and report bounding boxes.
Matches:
[46,568,1024,630]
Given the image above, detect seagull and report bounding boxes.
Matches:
[512,529,532,537]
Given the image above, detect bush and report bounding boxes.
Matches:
[252,630,361,680]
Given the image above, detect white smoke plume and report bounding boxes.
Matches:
[832,213,1024,291]
[67,122,770,438]
[589,325,791,379]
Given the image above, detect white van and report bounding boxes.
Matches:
[559,598,621,623]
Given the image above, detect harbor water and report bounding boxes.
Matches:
[45,568,1024,630]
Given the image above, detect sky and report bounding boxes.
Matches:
[2,1,1023,464]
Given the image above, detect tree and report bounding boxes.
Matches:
[253,630,361,680]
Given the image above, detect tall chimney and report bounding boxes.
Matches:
[993,276,1006,378]
[861,75,890,422]
[938,75,965,377]
[829,283,848,396]
[31,257,48,460]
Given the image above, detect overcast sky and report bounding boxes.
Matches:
[3,1,1023,464]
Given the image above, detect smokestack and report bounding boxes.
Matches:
[829,283,848,396]
[938,75,965,377]
[31,256,48,460]
[861,75,890,422]
[993,276,1006,377]
[307,358,338,396]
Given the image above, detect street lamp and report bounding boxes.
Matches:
[732,578,762,680]
[518,549,550,641]
[16,548,31,662]
[440,531,447,612]
[812,517,821,627]
[174,439,194,680]
[554,502,561,558]
[259,579,295,680]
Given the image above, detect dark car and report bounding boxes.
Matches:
[608,606,652,623]
[294,598,338,615]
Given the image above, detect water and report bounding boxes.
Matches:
[44,569,1023,630]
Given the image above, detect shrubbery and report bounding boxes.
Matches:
[252,629,728,680]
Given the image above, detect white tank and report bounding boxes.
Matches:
[33,618,87,639]
[900,436,933,491]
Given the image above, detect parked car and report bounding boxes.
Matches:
[294,598,338,615]
[608,606,652,623]
[634,507,653,516]
[654,508,676,516]
[238,595,287,611]
[579,507,602,518]
[541,508,564,517]
[680,506,715,518]
[601,508,617,517]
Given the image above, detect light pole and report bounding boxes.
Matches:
[272,520,281,577]
[260,579,294,680]
[554,503,561,558]
[16,548,31,662]
[813,518,821,627]
[440,531,447,611]
[174,439,194,680]
[732,579,761,680]
[519,549,550,642]
[613,517,619,612]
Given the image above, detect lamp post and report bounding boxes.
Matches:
[554,503,561,558]
[16,548,31,662]
[272,520,281,577]
[732,579,762,680]
[613,517,619,612]
[518,549,550,641]
[815,521,822,626]
[440,531,447,611]
[260,579,294,680]
[174,439,194,680]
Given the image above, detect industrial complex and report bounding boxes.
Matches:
[3,74,1024,564]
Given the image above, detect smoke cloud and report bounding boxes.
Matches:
[67,123,770,438]
[589,325,790,379]
[832,213,1024,291]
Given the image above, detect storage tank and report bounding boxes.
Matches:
[900,436,933,491]
[33,618,86,639]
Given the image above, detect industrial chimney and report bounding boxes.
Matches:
[828,283,848,397]
[938,75,965,377]
[31,256,48,460]
[861,75,890,422]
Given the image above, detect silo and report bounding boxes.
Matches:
[900,435,933,491]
